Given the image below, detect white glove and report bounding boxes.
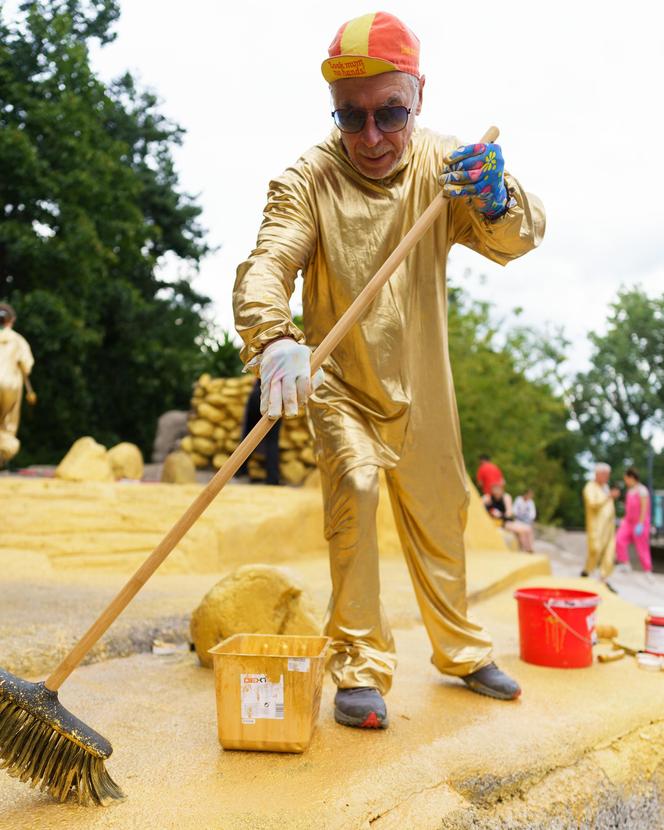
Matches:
[254,339,324,419]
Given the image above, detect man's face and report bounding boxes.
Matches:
[330,72,423,180]
[596,468,610,485]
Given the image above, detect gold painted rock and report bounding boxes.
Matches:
[108,442,144,480]
[300,446,316,466]
[188,418,215,439]
[190,564,321,668]
[204,392,227,407]
[288,429,310,447]
[212,452,230,469]
[280,459,308,486]
[197,402,225,425]
[161,450,197,483]
[303,468,321,489]
[192,436,216,457]
[55,436,114,482]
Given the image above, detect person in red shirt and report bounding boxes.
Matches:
[477,454,505,496]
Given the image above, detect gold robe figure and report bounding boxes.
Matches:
[234,127,545,693]
[0,325,34,462]
[583,480,616,579]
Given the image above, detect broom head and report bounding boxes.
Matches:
[0,667,124,805]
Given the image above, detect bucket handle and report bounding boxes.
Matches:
[544,600,594,647]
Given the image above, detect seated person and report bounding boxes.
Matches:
[483,483,535,553]
[513,489,536,525]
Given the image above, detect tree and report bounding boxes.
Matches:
[447,286,581,524]
[571,286,664,483]
[0,0,214,462]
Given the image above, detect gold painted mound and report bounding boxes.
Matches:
[108,442,144,480]
[55,436,114,483]
[190,564,321,668]
[161,450,197,484]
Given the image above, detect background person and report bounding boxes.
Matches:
[582,462,619,587]
[483,483,535,552]
[513,489,536,525]
[476,453,505,496]
[236,378,282,485]
[615,467,653,582]
[0,302,34,467]
[233,11,545,729]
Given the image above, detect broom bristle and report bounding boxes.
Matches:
[0,673,125,806]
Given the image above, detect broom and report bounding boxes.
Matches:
[0,126,499,805]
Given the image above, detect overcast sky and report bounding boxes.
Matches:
[10,1,664,373]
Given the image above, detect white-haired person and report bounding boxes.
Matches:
[582,462,620,589]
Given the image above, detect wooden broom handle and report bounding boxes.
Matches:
[45,125,499,691]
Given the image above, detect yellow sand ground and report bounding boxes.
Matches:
[0,578,662,829]
[1,477,663,828]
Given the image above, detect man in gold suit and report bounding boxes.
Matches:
[582,463,619,587]
[233,12,545,728]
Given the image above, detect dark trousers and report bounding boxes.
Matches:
[238,379,281,484]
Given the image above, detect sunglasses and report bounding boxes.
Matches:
[331,105,412,134]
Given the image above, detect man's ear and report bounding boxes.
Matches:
[416,75,426,116]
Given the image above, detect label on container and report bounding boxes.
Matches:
[287,657,310,673]
[646,623,664,656]
[587,611,598,645]
[240,674,284,724]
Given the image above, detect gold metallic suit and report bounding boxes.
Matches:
[583,481,616,579]
[0,327,33,461]
[234,127,545,693]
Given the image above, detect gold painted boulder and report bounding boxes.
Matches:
[108,442,144,480]
[55,436,114,483]
[190,564,321,668]
[160,450,197,484]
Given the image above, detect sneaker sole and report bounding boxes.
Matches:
[463,679,522,701]
[334,708,388,729]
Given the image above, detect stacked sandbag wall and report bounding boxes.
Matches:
[180,374,317,486]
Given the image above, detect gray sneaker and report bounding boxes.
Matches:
[462,662,521,700]
[334,687,388,729]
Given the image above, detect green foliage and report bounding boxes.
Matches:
[571,286,664,486]
[196,329,244,379]
[0,0,213,463]
[447,286,582,524]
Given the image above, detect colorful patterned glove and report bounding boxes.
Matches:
[635,523,644,537]
[439,143,508,219]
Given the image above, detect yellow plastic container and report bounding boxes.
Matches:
[209,633,330,753]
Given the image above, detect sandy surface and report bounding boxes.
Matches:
[0,577,662,829]
[1,477,663,827]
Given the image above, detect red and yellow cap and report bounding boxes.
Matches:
[321,12,420,83]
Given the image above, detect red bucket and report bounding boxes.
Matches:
[514,587,601,668]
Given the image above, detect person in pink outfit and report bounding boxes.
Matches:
[615,467,653,580]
